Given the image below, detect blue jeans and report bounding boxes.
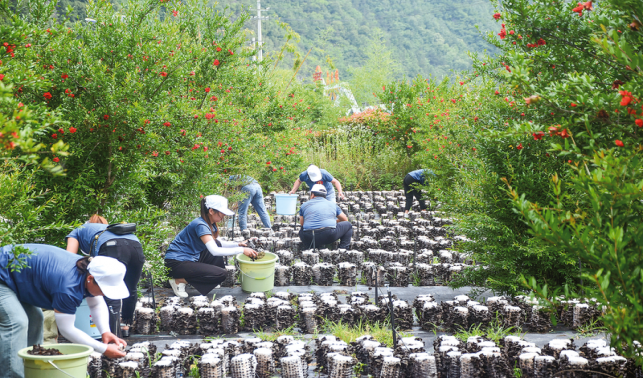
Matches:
[238,183,272,231]
[0,282,44,378]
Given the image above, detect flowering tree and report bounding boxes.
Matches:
[0,0,338,280]
[463,0,642,361]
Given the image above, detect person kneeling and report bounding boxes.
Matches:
[298,184,353,250]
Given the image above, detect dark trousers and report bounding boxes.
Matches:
[403,174,427,211]
[299,221,353,250]
[98,239,145,330]
[165,250,226,296]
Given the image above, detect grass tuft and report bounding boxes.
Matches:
[322,319,412,348]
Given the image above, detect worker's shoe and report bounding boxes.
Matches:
[169,279,188,298]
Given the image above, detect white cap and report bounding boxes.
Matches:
[204,195,235,216]
[310,184,327,197]
[307,165,322,182]
[88,257,129,299]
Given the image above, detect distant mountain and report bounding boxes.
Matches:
[56,0,498,80]
[221,0,499,80]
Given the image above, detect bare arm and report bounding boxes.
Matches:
[337,213,348,222]
[289,178,302,195]
[331,178,344,199]
[299,216,304,226]
[66,237,80,254]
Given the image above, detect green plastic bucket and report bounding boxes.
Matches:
[235,252,279,292]
[18,344,93,378]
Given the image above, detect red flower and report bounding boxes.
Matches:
[103,114,109,120]
[615,140,624,147]
[172,10,178,16]
[53,157,60,163]
[210,96,218,101]
[571,102,578,107]
[583,1,593,10]
[61,73,68,79]
[52,133,57,139]
[216,47,222,52]
[165,151,171,155]
[160,71,168,77]
[0,74,4,81]
[636,119,643,127]
[493,12,502,19]
[228,147,232,151]
[205,87,211,93]
[43,92,52,100]
[620,96,632,106]
[574,3,588,12]
[69,127,77,133]
[272,168,277,172]
[213,59,220,66]
[164,122,171,127]
[533,131,544,140]
[58,128,64,134]
[266,161,271,165]
[498,25,507,39]
[516,143,523,150]
[494,90,499,95]
[559,129,570,138]
[152,151,159,157]
[228,49,234,55]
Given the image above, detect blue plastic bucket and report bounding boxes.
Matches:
[275,194,297,215]
[74,299,102,339]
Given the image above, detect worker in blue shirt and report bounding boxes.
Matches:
[165,195,258,298]
[0,244,129,377]
[229,175,272,231]
[298,184,353,249]
[404,169,436,213]
[66,214,144,336]
[289,164,345,202]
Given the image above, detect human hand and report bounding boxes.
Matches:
[103,344,126,358]
[243,248,257,258]
[102,332,127,349]
[238,241,248,247]
[288,190,296,195]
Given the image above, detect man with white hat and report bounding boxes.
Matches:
[0,244,130,377]
[298,184,353,249]
[289,164,345,202]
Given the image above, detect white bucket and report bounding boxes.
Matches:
[74,299,102,339]
[274,194,297,215]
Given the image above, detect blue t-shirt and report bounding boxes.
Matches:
[165,218,216,262]
[299,169,335,195]
[0,244,86,314]
[229,175,258,187]
[66,223,139,256]
[408,169,436,185]
[299,197,342,230]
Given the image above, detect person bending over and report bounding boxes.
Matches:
[164,195,257,298]
[403,169,436,214]
[289,164,345,203]
[0,244,129,377]
[66,215,144,335]
[298,184,353,250]
[229,175,271,231]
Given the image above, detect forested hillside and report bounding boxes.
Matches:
[54,0,497,80]
[222,0,498,79]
